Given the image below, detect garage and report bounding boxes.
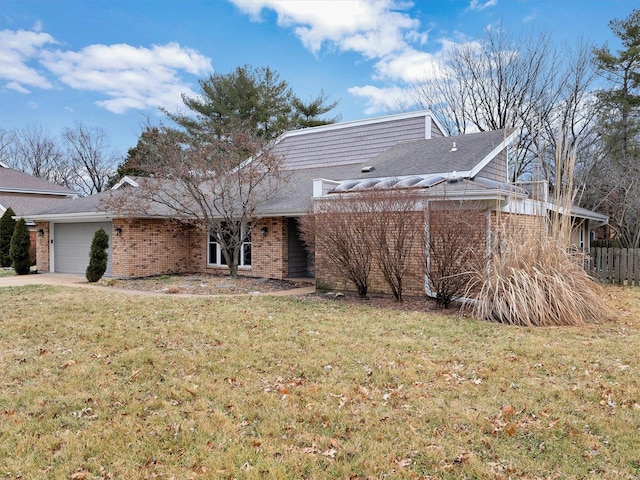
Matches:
[53,222,113,276]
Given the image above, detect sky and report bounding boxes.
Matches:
[0,0,636,158]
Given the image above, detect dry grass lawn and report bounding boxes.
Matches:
[1,285,639,479]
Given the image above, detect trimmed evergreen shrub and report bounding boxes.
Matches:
[9,218,31,275]
[0,207,17,267]
[86,228,109,282]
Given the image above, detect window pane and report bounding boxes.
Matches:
[208,241,218,265]
[243,243,251,266]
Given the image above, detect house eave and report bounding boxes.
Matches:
[468,128,520,179]
[24,212,115,223]
[0,187,76,197]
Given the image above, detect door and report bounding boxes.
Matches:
[53,222,113,276]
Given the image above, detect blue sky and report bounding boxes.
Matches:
[0,0,636,158]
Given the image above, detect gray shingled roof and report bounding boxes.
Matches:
[25,128,515,218]
[0,166,76,195]
[0,194,74,217]
[360,129,513,177]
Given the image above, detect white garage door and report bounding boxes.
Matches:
[53,222,113,276]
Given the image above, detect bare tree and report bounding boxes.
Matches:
[0,128,12,166]
[107,124,288,278]
[411,29,597,183]
[5,124,70,186]
[63,123,118,195]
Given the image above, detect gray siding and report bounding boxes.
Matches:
[276,116,428,170]
[287,217,311,278]
[53,222,112,276]
[430,121,445,139]
[476,149,508,182]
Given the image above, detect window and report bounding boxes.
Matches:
[208,223,251,267]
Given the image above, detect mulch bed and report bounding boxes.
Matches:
[103,273,464,314]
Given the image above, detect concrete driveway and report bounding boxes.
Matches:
[0,272,316,297]
[0,272,90,288]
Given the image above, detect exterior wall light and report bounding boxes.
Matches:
[37,228,45,236]
[261,226,268,236]
[115,227,122,236]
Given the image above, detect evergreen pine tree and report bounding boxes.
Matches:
[0,207,17,267]
[9,218,31,275]
[86,228,109,282]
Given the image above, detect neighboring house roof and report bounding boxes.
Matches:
[0,165,76,216]
[0,166,76,196]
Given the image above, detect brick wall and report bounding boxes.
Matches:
[314,210,427,297]
[111,218,194,278]
[35,221,50,272]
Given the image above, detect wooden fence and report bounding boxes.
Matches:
[589,247,640,286]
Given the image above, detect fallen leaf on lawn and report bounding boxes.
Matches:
[395,458,412,468]
[454,450,473,464]
[62,360,76,368]
[501,405,515,418]
[322,447,337,458]
[506,424,517,436]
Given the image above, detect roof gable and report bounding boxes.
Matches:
[273,110,443,170]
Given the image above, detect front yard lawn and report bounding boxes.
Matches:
[1,285,638,479]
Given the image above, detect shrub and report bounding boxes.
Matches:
[0,207,17,267]
[427,204,485,308]
[86,228,109,283]
[9,218,31,275]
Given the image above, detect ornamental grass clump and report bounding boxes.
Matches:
[470,227,606,326]
[469,141,607,327]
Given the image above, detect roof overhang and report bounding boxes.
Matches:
[546,202,609,226]
[0,187,76,197]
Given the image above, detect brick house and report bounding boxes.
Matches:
[25,111,607,296]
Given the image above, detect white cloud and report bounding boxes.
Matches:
[348,84,411,115]
[231,0,422,58]
[0,29,56,91]
[6,81,31,94]
[374,48,446,83]
[230,0,444,115]
[40,42,213,113]
[468,0,498,11]
[0,26,213,114]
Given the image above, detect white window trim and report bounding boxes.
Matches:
[207,226,251,268]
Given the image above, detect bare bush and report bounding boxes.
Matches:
[427,203,485,308]
[308,194,376,298]
[302,189,425,300]
[372,190,424,302]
